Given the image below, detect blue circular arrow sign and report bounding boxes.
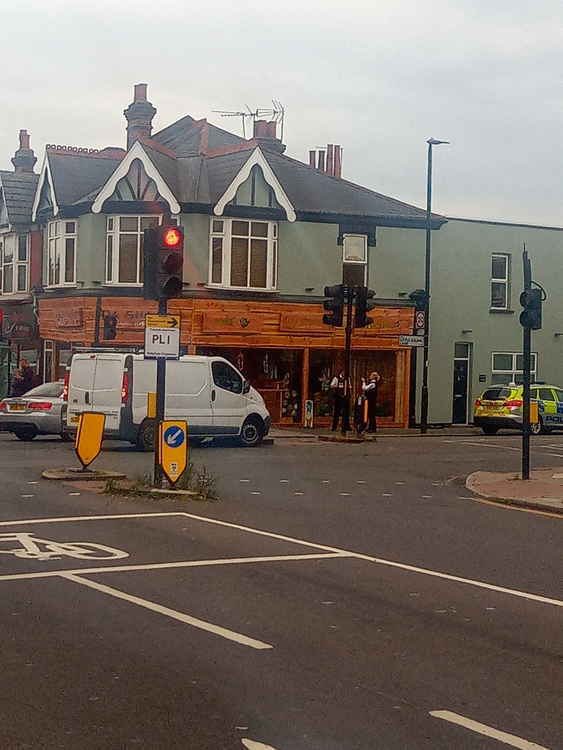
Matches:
[163,425,185,448]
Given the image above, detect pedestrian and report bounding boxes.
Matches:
[11,358,34,397]
[362,371,381,434]
[330,370,351,431]
[353,391,368,437]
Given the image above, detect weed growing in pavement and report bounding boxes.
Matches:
[103,462,219,502]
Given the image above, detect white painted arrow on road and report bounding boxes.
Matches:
[242,739,281,750]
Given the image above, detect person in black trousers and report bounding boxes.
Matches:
[362,371,381,434]
[330,371,350,431]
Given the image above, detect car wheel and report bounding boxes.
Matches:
[60,430,73,442]
[530,418,543,435]
[239,416,264,447]
[136,419,156,451]
[14,427,38,441]
[482,425,499,435]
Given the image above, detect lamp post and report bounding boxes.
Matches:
[420,137,449,434]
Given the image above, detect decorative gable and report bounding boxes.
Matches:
[36,179,54,216]
[31,156,59,221]
[0,187,8,226]
[214,147,296,222]
[230,164,283,211]
[107,158,164,202]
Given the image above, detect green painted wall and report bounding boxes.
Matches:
[278,221,340,295]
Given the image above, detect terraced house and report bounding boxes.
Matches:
[2,84,563,425]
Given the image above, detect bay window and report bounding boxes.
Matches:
[0,234,29,294]
[209,218,277,290]
[48,221,76,286]
[105,215,161,284]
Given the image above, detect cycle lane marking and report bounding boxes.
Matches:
[60,572,273,650]
[429,710,552,749]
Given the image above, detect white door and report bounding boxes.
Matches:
[67,355,97,426]
[165,360,213,434]
[91,355,124,433]
[211,360,245,433]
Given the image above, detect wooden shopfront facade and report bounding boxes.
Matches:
[38,295,415,428]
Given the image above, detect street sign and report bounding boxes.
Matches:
[399,335,424,347]
[159,420,188,486]
[75,412,105,469]
[144,313,180,359]
[415,311,425,330]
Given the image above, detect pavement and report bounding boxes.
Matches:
[467,468,563,513]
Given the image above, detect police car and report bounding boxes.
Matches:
[473,382,563,435]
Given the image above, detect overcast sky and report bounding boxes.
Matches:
[1,0,562,226]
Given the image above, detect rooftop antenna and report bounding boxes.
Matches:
[213,101,285,140]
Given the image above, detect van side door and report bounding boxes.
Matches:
[211,360,245,434]
[166,360,213,435]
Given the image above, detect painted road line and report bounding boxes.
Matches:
[0,512,183,527]
[61,573,273,650]
[470,496,563,519]
[242,740,280,750]
[429,710,552,749]
[177,512,563,608]
[451,440,563,458]
[0,552,349,582]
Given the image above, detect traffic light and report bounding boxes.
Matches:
[354,286,376,328]
[143,225,184,300]
[408,289,428,310]
[519,288,542,330]
[103,314,117,340]
[323,284,345,326]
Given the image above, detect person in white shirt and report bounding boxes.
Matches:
[362,371,381,433]
[330,371,350,431]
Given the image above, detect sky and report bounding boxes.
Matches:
[1,0,562,226]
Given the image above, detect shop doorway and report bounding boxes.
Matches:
[452,342,471,424]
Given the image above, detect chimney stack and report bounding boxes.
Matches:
[11,129,37,174]
[308,144,342,177]
[252,119,286,153]
[124,83,157,150]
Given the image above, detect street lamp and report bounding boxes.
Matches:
[420,137,449,434]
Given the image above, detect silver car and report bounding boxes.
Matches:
[0,381,70,441]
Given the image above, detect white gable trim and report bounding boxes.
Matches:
[91,141,181,215]
[31,155,59,222]
[213,147,296,222]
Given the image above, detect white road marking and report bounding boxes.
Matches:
[0,532,128,561]
[0,512,183,527]
[242,740,280,750]
[176,512,563,608]
[429,710,552,749]
[421,495,432,499]
[240,479,250,483]
[0,553,348,582]
[339,493,351,496]
[395,481,405,485]
[356,480,366,484]
[279,479,289,483]
[61,573,273,650]
[251,492,261,495]
[453,440,563,458]
[382,493,392,497]
[294,492,304,496]
[21,495,34,498]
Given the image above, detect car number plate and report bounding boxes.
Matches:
[9,404,26,411]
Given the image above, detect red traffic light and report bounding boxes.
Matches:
[162,227,182,248]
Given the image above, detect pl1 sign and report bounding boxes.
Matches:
[144,313,180,359]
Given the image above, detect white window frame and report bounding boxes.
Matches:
[208,217,278,291]
[0,233,29,295]
[491,351,537,384]
[490,253,510,310]
[105,214,164,286]
[342,233,368,285]
[47,220,77,288]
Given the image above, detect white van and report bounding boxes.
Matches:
[66,353,271,449]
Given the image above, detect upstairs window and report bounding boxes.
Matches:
[48,221,76,286]
[105,215,161,285]
[209,218,277,290]
[0,234,29,294]
[491,253,510,309]
[342,234,367,286]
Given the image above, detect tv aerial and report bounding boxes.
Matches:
[213,101,285,141]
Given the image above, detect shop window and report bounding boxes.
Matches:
[490,253,510,309]
[491,351,536,384]
[105,215,161,285]
[342,234,367,286]
[208,218,277,290]
[47,221,76,287]
[0,234,29,294]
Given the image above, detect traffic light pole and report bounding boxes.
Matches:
[521,250,532,480]
[153,297,167,488]
[341,287,354,436]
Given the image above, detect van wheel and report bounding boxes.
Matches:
[239,417,264,447]
[136,420,156,452]
[482,426,499,435]
[60,431,73,442]
[14,427,38,441]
